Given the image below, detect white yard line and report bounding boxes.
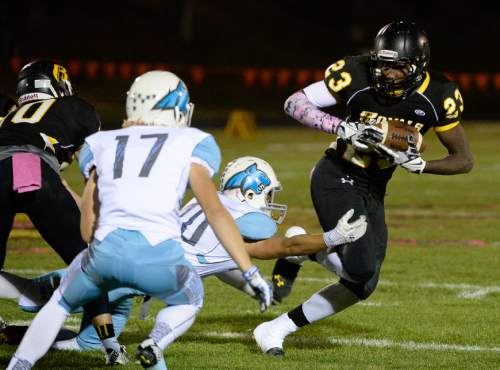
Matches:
[287,277,500,300]
[5,269,50,274]
[202,331,500,353]
[267,143,327,151]
[327,337,500,353]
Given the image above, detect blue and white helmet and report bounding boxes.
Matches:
[220,156,287,224]
[126,71,194,128]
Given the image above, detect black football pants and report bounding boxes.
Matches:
[0,156,109,317]
[310,154,388,299]
[0,157,86,268]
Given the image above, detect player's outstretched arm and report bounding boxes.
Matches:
[189,163,272,312]
[80,171,100,243]
[247,209,367,259]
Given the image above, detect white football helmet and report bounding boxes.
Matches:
[220,156,287,224]
[126,71,194,128]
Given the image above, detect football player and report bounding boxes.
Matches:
[0,156,367,353]
[255,21,474,356]
[0,60,124,363]
[6,70,274,370]
[0,93,16,119]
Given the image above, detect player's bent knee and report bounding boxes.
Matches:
[161,265,204,309]
[339,276,379,300]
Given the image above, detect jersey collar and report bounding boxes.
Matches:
[416,72,431,94]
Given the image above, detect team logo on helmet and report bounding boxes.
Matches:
[223,163,271,194]
[52,64,69,82]
[152,81,190,114]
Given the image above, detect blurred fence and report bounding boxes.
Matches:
[6,57,500,122]
[8,57,500,92]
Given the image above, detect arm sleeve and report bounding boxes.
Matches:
[235,212,277,241]
[284,90,344,134]
[191,135,221,177]
[78,142,96,179]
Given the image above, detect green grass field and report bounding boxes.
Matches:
[1,123,499,369]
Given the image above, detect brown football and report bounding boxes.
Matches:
[375,119,426,153]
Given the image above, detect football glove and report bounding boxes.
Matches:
[338,121,385,153]
[377,135,426,174]
[337,121,366,143]
[243,265,272,312]
[323,209,367,250]
[352,124,385,152]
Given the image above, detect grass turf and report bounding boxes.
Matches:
[1,123,499,369]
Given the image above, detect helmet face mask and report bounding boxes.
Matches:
[16,60,74,105]
[370,21,430,99]
[220,156,287,224]
[125,71,194,128]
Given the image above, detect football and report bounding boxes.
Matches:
[284,226,307,238]
[375,119,426,152]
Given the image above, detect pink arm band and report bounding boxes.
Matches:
[284,91,343,134]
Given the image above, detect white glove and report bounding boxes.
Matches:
[242,265,272,312]
[338,121,366,142]
[352,124,385,153]
[338,121,384,153]
[377,135,426,174]
[323,209,367,249]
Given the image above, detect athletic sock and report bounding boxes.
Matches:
[287,305,311,327]
[273,258,302,281]
[302,282,359,323]
[96,323,120,352]
[151,304,197,350]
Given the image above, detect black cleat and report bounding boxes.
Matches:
[266,347,285,357]
[136,338,163,368]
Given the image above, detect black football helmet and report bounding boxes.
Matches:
[16,60,74,105]
[370,21,430,99]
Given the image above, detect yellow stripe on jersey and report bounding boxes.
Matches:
[434,121,459,132]
[417,72,430,94]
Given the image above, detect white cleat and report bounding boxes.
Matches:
[253,321,286,357]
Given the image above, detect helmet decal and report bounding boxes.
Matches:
[152,81,190,114]
[52,64,69,82]
[223,163,271,195]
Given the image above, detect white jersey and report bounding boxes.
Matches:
[79,125,220,245]
[180,193,277,277]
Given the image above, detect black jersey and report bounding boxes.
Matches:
[0,94,16,118]
[323,55,464,181]
[0,96,100,166]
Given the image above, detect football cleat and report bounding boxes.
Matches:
[105,344,130,365]
[253,321,286,357]
[272,258,302,303]
[136,338,165,369]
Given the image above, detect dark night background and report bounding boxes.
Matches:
[1,0,499,126]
